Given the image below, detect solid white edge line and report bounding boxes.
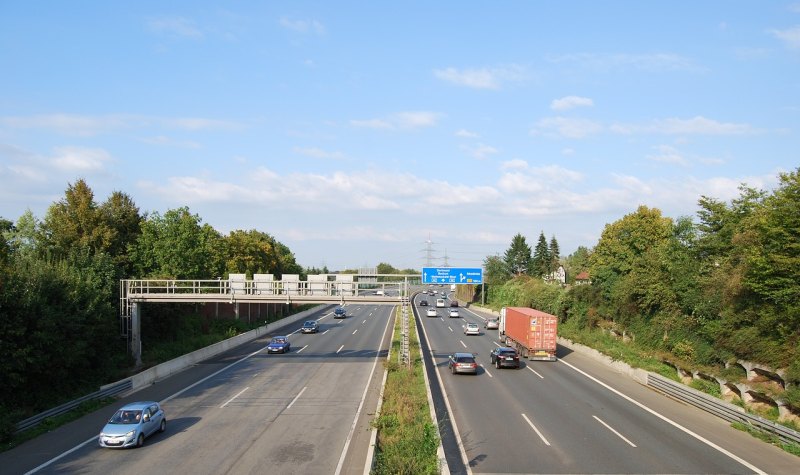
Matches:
[334,304,393,475]
[527,367,544,379]
[593,415,637,447]
[286,386,307,410]
[521,413,551,446]
[559,358,766,474]
[419,304,471,475]
[220,386,250,408]
[27,340,275,474]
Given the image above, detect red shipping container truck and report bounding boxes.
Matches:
[499,307,558,361]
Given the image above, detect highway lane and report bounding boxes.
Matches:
[416,292,791,474]
[17,304,392,475]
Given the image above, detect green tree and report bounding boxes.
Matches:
[564,246,591,283]
[98,191,142,276]
[589,206,673,324]
[225,229,286,277]
[503,233,531,276]
[40,179,113,259]
[549,235,561,274]
[530,231,550,277]
[129,207,225,279]
[740,169,800,352]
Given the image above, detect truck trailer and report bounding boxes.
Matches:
[499,307,558,361]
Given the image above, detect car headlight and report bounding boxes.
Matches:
[125,429,136,439]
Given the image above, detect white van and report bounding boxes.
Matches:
[436,298,445,308]
[450,284,456,291]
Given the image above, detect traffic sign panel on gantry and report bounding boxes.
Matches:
[422,267,483,284]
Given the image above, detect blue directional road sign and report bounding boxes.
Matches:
[422,267,483,285]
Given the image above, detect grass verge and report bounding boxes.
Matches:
[372,306,439,474]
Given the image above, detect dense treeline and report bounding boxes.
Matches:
[0,179,303,439]
[484,168,800,397]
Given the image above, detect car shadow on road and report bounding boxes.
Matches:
[141,416,201,447]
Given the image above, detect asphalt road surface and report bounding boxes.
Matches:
[4,304,392,475]
[415,290,800,474]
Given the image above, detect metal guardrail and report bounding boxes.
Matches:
[648,373,800,446]
[15,379,132,434]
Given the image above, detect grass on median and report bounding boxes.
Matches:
[372,306,440,475]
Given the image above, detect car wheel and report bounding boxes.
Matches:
[159,419,166,433]
[451,366,456,374]
[136,433,145,448]
[495,360,500,369]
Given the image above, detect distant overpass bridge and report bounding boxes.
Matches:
[120,274,421,365]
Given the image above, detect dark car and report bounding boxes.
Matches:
[450,300,459,307]
[301,320,319,333]
[419,299,428,306]
[334,307,346,319]
[490,347,520,369]
[448,352,478,375]
[99,401,166,448]
[267,336,291,353]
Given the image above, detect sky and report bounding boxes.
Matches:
[1,2,799,272]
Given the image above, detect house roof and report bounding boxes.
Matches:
[575,271,590,280]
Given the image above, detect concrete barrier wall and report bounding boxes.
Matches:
[128,305,331,392]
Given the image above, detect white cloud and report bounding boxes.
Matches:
[610,116,754,135]
[51,146,112,172]
[350,111,441,130]
[147,17,203,38]
[768,26,800,49]
[279,16,326,35]
[530,117,603,139]
[461,143,498,160]
[551,96,594,111]
[498,165,583,194]
[455,129,479,138]
[647,145,688,166]
[434,65,525,89]
[561,148,575,156]
[501,159,528,170]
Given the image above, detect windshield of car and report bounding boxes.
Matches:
[110,409,142,424]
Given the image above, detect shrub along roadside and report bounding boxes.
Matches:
[372,306,439,475]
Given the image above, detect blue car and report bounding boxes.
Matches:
[98,401,166,448]
[334,307,346,319]
[267,336,291,353]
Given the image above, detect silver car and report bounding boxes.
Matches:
[99,401,166,448]
[485,318,499,329]
[463,322,480,335]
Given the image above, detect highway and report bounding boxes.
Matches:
[6,304,392,475]
[415,289,799,474]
